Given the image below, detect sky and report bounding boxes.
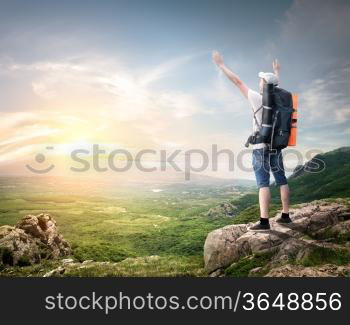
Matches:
[0,0,349,180]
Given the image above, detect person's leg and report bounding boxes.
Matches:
[271,149,292,223]
[280,184,289,213]
[250,148,271,230]
[259,186,271,218]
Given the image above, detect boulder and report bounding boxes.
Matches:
[0,226,41,266]
[0,213,71,267]
[17,214,71,258]
[204,224,285,273]
[268,237,309,267]
[203,224,248,273]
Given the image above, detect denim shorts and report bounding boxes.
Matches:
[252,148,288,188]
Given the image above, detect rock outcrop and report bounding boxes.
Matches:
[0,213,71,267]
[204,200,350,276]
[206,201,238,218]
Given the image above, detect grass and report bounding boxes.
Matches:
[0,260,62,277]
[299,247,350,267]
[312,229,350,244]
[224,252,275,277]
[0,256,206,277]
[72,242,134,262]
[231,204,281,225]
[0,176,245,276]
[62,256,206,277]
[1,173,349,277]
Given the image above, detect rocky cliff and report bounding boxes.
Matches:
[204,199,350,277]
[0,213,71,267]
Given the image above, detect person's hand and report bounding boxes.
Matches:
[272,58,280,73]
[212,51,224,68]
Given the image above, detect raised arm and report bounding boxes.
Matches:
[212,51,248,98]
[272,58,281,84]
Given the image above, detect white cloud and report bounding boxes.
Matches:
[335,108,350,123]
[0,54,219,166]
[267,1,350,137]
[299,74,350,126]
[138,54,197,86]
[0,126,59,147]
[32,81,57,99]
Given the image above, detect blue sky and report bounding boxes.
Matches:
[0,0,349,178]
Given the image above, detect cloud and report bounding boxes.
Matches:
[299,66,350,125]
[336,108,350,123]
[265,0,350,82]
[211,71,248,114]
[0,53,219,167]
[2,0,349,177]
[138,54,197,86]
[0,126,59,148]
[280,0,350,61]
[32,81,57,99]
[262,0,350,148]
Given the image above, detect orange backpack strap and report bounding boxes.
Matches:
[288,94,298,146]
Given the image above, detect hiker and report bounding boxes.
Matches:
[212,51,292,230]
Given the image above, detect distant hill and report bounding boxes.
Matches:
[273,146,350,203]
[222,147,350,215]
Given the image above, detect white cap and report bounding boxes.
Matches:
[258,72,279,85]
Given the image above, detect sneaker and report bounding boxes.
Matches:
[276,215,292,224]
[248,222,270,231]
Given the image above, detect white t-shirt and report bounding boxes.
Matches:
[247,89,266,149]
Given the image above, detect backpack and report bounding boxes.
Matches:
[269,87,293,149]
[251,86,293,150]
